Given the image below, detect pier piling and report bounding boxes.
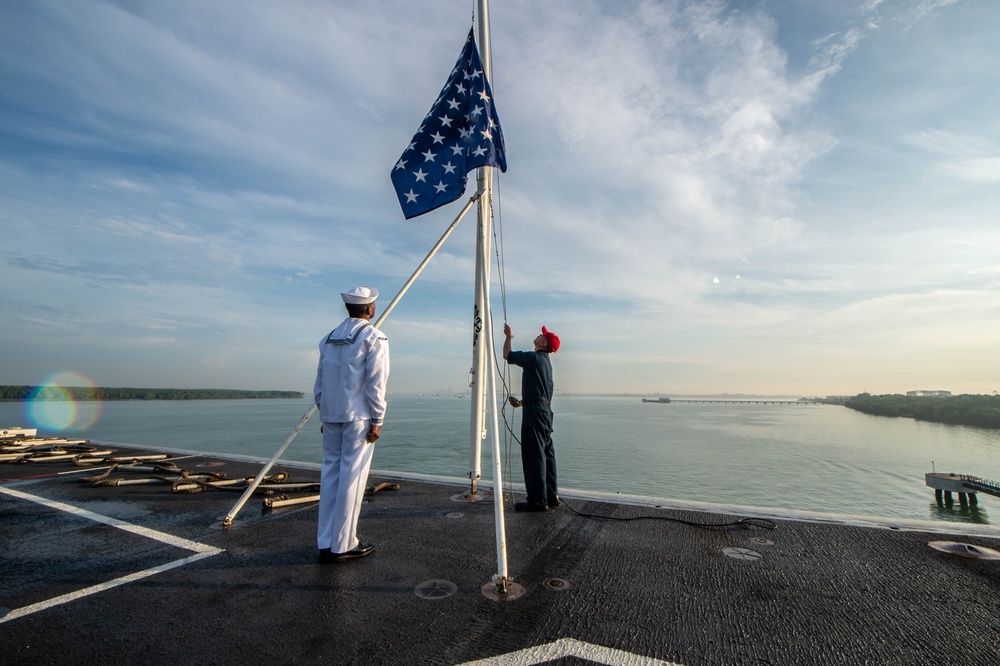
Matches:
[925,472,1000,507]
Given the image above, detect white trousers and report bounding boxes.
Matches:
[317,420,375,553]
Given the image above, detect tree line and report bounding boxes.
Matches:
[845,393,1000,429]
[0,386,304,401]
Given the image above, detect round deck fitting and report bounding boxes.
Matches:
[481,580,525,601]
[451,491,492,503]
[415,579,458,600]
[929,541,1000,560]
[445,512,464,519]
[543,577,571,591]
[723,547,763,562]
[751,537,774,546]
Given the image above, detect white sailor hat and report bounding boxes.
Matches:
[341,286,379,304]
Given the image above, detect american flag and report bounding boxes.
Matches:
[391,29,507,220]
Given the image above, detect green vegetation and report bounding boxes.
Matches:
[846,393,1000,429]
[0,386,303,401]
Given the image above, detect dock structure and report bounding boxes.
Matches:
[671,399,808,405]
[925,472,1000,506]
[643,398,812,405]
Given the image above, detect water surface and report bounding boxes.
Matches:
[4,395,998,524]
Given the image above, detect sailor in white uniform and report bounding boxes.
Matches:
[314,286,390,562]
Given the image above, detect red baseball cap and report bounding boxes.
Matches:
[541,326,560,353]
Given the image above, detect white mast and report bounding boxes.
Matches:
[468,0,509,591]
[467,0,494,494]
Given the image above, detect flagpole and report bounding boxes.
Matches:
[482,245,509,590]
[471,0,510,593]
[221,198,478,528]
[467,1,497,495]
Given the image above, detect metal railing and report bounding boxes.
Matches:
[961,474,1000,496]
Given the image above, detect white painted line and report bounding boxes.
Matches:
[0,486,220,553]
[0,551,219,624]
[455,637,683,666]
[0,486,224,624]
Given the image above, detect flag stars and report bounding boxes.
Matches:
[390,29,506,219]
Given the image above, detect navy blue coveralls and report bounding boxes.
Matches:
[507,349,557,506]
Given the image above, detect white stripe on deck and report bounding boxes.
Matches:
[456,637,684,666]
[0,486,223,624]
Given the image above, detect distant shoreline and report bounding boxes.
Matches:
[394,392,815,400]
[846,393,1000,430]
[0,386,303,401]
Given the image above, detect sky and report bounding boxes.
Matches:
[1,0,998,398]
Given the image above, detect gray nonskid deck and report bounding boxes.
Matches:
[2,445,999,665]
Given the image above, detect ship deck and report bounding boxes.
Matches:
[2,442,1000,665]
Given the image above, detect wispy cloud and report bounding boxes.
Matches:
[0,0,996,395]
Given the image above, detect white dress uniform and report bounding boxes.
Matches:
[314,287,389,554]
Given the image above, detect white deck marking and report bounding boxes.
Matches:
[0,486,223,624]
[0,551,219,624]
[455,637,684,666]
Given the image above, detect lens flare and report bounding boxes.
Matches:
[26,371,103,432]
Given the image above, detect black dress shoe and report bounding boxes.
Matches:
[547,496,560,508]
[514,501,547,512]
[319,542,375,563]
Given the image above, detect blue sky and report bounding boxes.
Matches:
[1,0,997,397]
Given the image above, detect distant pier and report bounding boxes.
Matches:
[925,472,1000,506]
[642,397,813,405]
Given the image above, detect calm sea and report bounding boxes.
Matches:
[4,395,999,525]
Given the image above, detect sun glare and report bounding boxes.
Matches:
[26,371,103,432]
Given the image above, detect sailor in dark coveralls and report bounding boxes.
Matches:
[503,323,561,512]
